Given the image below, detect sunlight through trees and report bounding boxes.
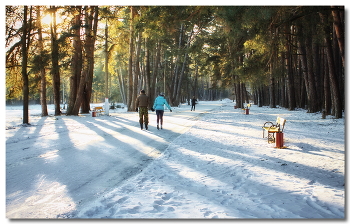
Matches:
[5,6,344,123]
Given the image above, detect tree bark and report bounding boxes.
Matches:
[149,40,161,105]
[331,6,344,67]
[304,35,318,113]
[21,6,29,124]
[127,6,134,111]
[323,54,331,115]
[36,6,48,117]
[175,29,193,105]
[104,21,109,102]
[145,38,152,108]
[71,70,87,115]
[312,42,322,111]
[258,86,263,107]
[319,12,342,118]
[81,6,98,113]
[133,31,142,106]
[284,26,296,110]
[67,8,82,115]
[297,32,313,112]
[50,6,61,116]
[171,23,185,105]
[269,66,276,108]
[117,66,126,105]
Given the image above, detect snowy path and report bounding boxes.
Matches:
[5,101,220,219]
[5,100,344,219]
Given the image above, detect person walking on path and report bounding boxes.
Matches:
[191,96,197,111]
[153,92,172,130]
[135,89,150,130]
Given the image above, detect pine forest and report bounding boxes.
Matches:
[5,6,345,124]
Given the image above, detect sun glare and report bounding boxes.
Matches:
[41,14,62,25]
[41,14,52,25]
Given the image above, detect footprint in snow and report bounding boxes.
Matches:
[126,206,141,214]
[162,192,172,201]
[154,200,164,205]
[116,196,129,204]
[153,204,164,212]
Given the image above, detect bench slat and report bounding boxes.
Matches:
[262,127,280,132]
[93,106,104,116]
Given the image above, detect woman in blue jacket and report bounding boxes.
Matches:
[153,92,172,130]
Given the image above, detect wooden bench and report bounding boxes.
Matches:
[93,106,104,116]
[241,103,251,114]
[262,117,286,143]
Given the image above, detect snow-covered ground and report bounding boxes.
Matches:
[5,99,345,220]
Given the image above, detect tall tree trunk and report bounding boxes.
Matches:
[175,30,193,105]
[117,67,126,105]
[145,38,152,108]
[127,6,134,111]
[258,86,263,107]
[36,6,48,117]
[21,6,29,124]
[71,70,87,115]
[133,31,142,107]
[50,6,61,116]
[319,12,342,118]
[239,83,245,107]
[242,83,248,104]
[297,32,312,112]
[269,27,277,108]
[312,42,322,111]
[304,35,318,113]
[193,63,199,97]
[323,54,331,115]
[235,82,243,108]
[171,23,185,104]
[331,6,345,67]
[150,40,161,105]
[81,6,98,113]
[104,22,109,100]
[284,26,296,110]
[298,60,307,109]
[67,8,82,115]
[269,64,276,108]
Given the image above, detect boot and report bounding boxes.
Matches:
[140,123,143,130]
[157,124,159,130]
[145,123,148,130]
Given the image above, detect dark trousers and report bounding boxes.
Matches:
[156,110,164,125]
[139,107,149,124]
[191,104,195,111]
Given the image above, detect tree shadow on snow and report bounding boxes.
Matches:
[150,133,344,219]
[6,113,185,218]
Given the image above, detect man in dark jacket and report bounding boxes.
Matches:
[191,96,197,111]
[135,90,150,130]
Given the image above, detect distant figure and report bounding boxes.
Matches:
[191,96,197,111]
[153,92,172,130]
[135,89,150,130]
